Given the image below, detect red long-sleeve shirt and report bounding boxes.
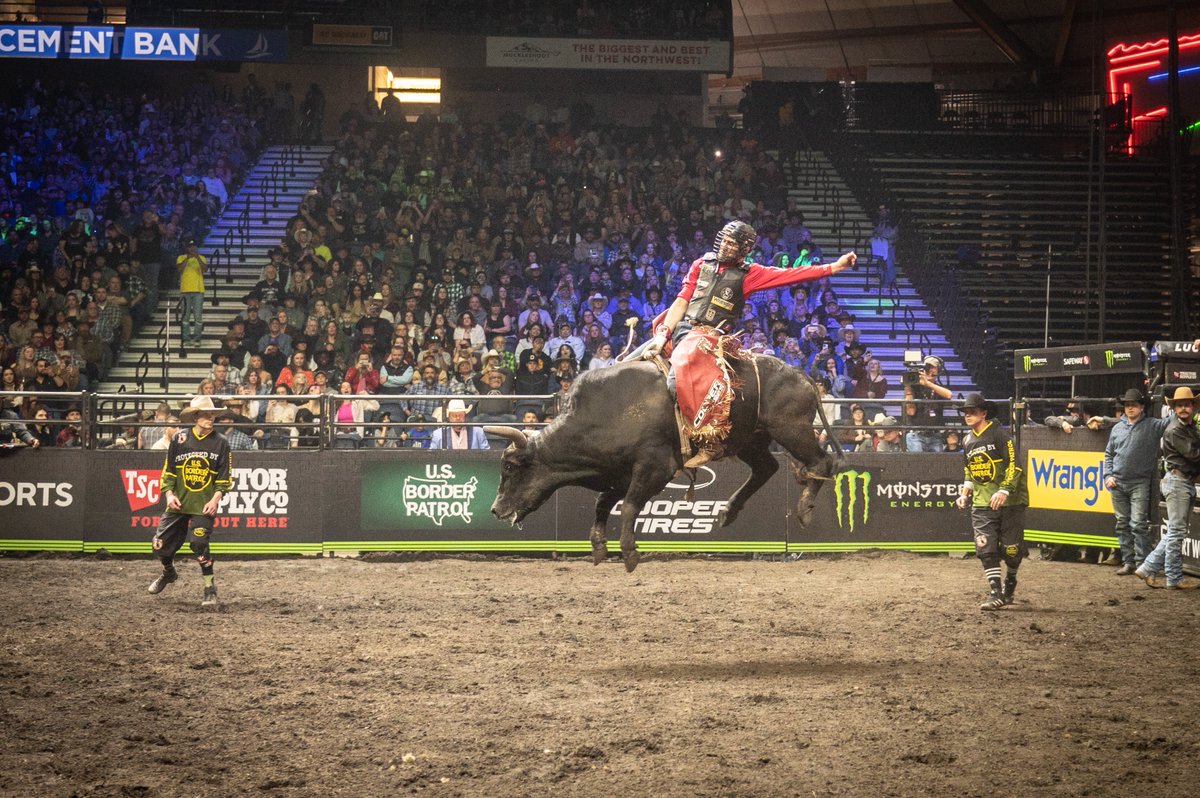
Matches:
[676,257,833,304]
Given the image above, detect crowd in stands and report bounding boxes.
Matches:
[0,76,913,451]
[175,92,911,450]
[0,78,262,444]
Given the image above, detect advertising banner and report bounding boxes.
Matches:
[485,36,730,72]
[1026,449,1112,514]
[1014,342,1146,380]
[0,25,287,62]
[1166,500,1200,577]
[0,450,86,550]
[556,461,787,553]
[790,453,972,551]
[1021,428,1118,545]
[83,451,322,554]
[326,452,556,551]
[310,24,392,47]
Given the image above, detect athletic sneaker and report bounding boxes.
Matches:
[201,586,219,607]
[147,569,177,594]
[980,591,1007,611]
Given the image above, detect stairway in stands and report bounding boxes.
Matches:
[100,144,333,394]
[780,149,980,398]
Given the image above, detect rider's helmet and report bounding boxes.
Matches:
[713,221,756,265]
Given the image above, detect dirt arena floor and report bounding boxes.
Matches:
[2,552,1198,798]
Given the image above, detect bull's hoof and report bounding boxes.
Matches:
[718,507,739,528]
[591,541,607,565]
[796,502,815,529]
[623,550,641,573]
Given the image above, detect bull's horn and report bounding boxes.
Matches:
[483,426,528,449]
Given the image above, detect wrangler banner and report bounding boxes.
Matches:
[1021,427,1120,548]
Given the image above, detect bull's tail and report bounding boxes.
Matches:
[801,370,845,462]
[615,317,641,362]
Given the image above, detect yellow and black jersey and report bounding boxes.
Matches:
[160,427,232,515]
[962,421,1027,507]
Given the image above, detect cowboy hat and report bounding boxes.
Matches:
[958,392,995,418]
[870,412,896,427]
[445,398,471,415]
[180,395,222,422]
[1118,388,1148,406]
[1166,386,1197,405]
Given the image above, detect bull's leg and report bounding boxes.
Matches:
[719,432,779,528]
[772,427,837,529]
[618,458,676,573]
[590,489,622,565]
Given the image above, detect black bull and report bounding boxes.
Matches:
[485,356,840,572]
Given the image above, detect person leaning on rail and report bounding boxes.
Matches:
[1135,387,1200,590]
[1102,389,1171,576]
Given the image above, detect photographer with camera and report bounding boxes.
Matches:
[903,355,952,452]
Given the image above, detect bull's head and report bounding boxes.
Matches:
[485,426,558,526]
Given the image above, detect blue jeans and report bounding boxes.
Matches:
[906,429,944,453]
[181,291,204,341]
[1110,478,1153,566]
[1141,473,1196,585]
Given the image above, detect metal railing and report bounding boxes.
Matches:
[817,135,1008,396]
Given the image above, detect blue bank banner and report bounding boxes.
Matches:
[0,25,287,62]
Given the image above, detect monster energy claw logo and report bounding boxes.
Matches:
[833,470,871,532]
[1104,350,1114,368]
[1023,355,1032,373]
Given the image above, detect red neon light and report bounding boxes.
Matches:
[1108,32,1200,61]
[1132,106,1167,121]
[1108,61,1162,96]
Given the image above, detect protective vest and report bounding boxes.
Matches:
[685,253,746,332]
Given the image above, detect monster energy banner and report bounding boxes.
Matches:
[1014,342,1146,379]
[792,453,972,551]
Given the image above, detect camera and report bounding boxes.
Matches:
[901,351,945,387]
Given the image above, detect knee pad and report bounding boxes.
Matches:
[189,530,211,562]
[1001,543,1024,569]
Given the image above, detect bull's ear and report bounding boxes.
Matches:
[483,426,527,449]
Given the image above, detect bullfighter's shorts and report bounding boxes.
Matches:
[971,504,1027,565]
[153,512,215,561]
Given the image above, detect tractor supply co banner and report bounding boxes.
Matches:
[485,36,730,72]
[80,451,323,554]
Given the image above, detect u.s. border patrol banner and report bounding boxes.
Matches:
[0,25,287,61]
[326,452,557,552]
[486,36,730,72]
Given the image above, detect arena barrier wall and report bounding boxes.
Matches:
[0,440,1159,558]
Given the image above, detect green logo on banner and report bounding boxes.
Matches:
[1105,349,1114,368]
[833,470,872,532]
[1023,355,1032,373]
[361,462,499,530]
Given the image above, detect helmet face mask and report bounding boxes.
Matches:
[713,221,756,264]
